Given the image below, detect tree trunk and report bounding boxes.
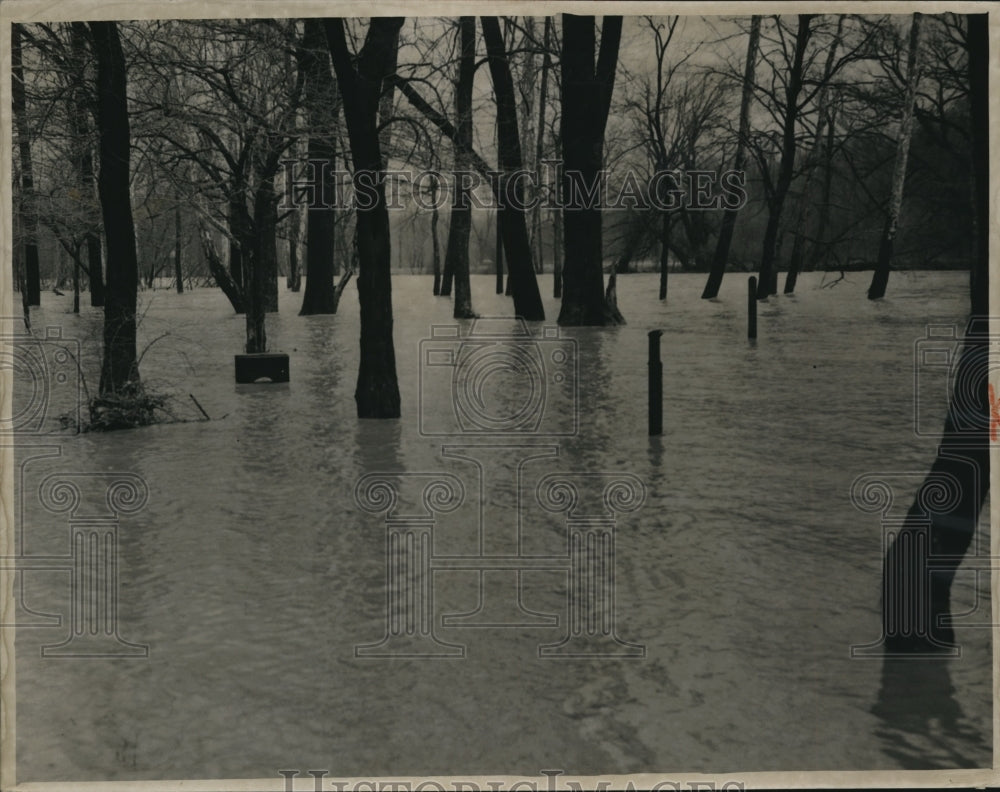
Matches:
[868,13,923,300]
[880,13,988,653]
[557,14,624,326]
[87,231,104,306]
[495,209,504,294]
[260,194,279,313]
[90,21,140,395]
[12,23,41,306]
[174,190,184,294]
[532,17,553,275]
[659,212,671,301]
[72,249,81,313]
[430,174,441,295]
[228,196,248,306]
[443,17,476,317]
[325,17,403,419]
[703,16,759,300]
[481,16,545,320]
[244,179,277,353]
[756,15,812,301]
[811,108,837,271]
[552,206,562,298]
[300,19,341,315]
[784,16,843,295]
[287,210,302,292]
[68,22,106,307]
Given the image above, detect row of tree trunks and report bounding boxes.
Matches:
[11,23,42,307]
[755,14,812,301]
[868,13,923,300]
[324,17,403,419]
[558,14,624,326]
[90,21,140,395]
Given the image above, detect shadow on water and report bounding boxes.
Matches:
[871,657,989,769]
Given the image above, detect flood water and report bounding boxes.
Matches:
[11,271,993,781]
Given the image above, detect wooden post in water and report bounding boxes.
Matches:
[748,276,758,339]
[648,330,663,436]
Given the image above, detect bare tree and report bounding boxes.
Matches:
[299,19,342,314]
[481,16,545,320]
[440,16,477,318]
[324,17,404,419]
[754,14,813,300]
[11,24,42,306]
[702,16,759,300]
[867,13,923,300]
[90,21,141,394]
[558,14,623,326]
[783,16,844,294]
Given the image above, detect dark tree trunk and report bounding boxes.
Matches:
[557,14,624,326]
[784,16,842,295]
[86,231,104,306]
[443,17,476,317]
[880,13,988,653]
[244,180,277,353]
[288,212,302,292]
[531,17,553,274]
[174,191,184,294]
[300,19,340,315]
[481,16,545,320]
[430,174,441,295]
[228,196,248,307]
[325,17,403,419]
[703,16,759,300]
[659,212,671,301]
[552,206,562,298]
[260,196,279,313]
[73,250,81,313]
[495,209,504,294]
[67,22,105,307]
[756,15,812,300]
[811,112,837,271]
[12,23,41,306]
[868,13,923,301]
[90,21,140,395]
